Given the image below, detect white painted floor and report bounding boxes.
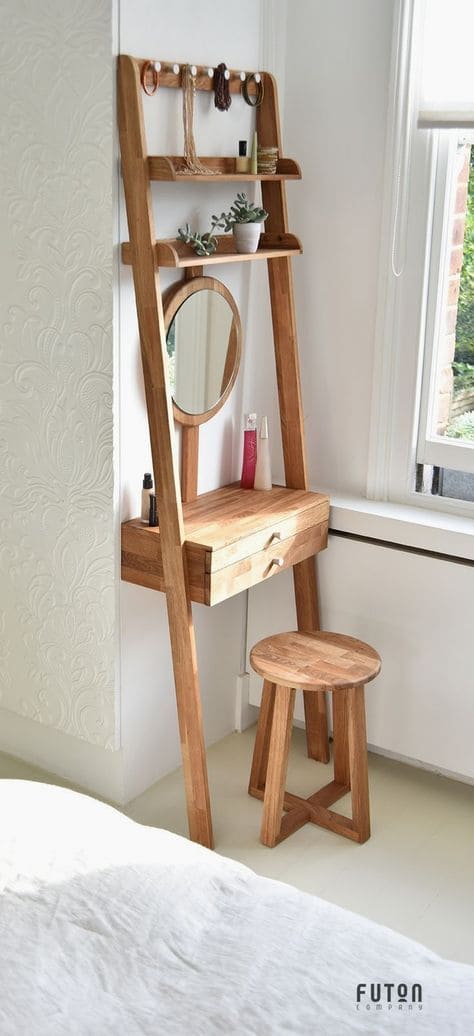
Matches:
[1,727,473,966]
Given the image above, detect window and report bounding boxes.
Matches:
[416,135,474,499]
[368,0,474,516]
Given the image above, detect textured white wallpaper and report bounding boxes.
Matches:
[0,0,116,747]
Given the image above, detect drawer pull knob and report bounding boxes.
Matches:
[269,531,281,543]
[270,556,284,568]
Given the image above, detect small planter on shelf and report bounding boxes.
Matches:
[232,220,263,254]
[177,193,268,258]
[216,193,268,255]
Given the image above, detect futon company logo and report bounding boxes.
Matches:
[355,982,423,1012]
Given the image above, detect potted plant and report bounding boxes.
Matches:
[213,193,268,253]
[177,193,269,258]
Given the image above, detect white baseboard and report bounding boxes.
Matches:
[0,708,125,803]
[366,741,474,787]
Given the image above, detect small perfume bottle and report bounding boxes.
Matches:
[254,415,272,490]
[235,139,249,173]
[240,413,257,489]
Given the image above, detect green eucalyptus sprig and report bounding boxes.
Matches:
[177,222,219,257]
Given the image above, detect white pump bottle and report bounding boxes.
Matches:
[253,415,272,490]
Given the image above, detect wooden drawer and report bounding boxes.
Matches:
[122,484,329,606]
[206,520,328,605]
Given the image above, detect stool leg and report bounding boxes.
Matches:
[303,690,330,764]
[332,688,350,788]
[261,685,295,848]
[248,680,275,796]
[347,685,370,843]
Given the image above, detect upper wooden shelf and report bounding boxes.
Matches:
[122,484,329,606]
[147,156,301,182]
[122,232,302,268]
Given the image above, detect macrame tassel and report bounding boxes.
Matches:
[180,65,219,175]
[213,63,231,111]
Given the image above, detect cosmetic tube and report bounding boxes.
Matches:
[240,413,257,489]
[250,131,258,175]
[141,472,154,521]
[254,415,272,490]
[148,493,159,527]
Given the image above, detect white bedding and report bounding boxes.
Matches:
[0,780,472,1035]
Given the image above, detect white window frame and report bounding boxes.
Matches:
[367,0,474,517]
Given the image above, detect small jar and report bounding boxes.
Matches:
[235,139,250,174]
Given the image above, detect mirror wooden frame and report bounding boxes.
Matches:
[163,275,242,427]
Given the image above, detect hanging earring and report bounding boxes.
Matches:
[140,60,160,96]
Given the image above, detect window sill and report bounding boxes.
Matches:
[328,494,474,562]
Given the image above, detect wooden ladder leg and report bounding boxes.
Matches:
[248,680,276,796]
[118,56,213,850]
[347,685,371,843]
[166,592,214,849]
[332,687,350,788]
[260,78,330,768]
[261,685,296,847]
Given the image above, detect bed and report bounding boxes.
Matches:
[1,780,472,1034]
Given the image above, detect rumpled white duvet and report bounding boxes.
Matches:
[0,781,472,1035]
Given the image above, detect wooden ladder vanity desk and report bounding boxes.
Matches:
[118,54,330,850]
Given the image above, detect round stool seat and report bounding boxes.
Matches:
[250,631,381,690]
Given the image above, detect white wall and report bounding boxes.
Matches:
[0,0,119,789]
[283,0,394,495]
[247,0,474,783]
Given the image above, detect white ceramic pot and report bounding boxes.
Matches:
[233,221,263,254]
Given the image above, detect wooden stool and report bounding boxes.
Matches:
[248,631,381,848]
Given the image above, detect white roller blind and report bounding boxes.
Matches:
[419,0,474,127]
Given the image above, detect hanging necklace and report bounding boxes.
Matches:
[180,65,219,175]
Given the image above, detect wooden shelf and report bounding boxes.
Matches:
[121,233,302,268]
[122,484,329,606]
[147,156,302,182]
[118,52,331,847]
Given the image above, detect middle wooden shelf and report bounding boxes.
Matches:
[121,233,302,268]
[122,484,330,606]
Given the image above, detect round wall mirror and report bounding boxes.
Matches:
[163,276,242,425]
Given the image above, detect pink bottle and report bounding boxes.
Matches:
[240,413,257,489]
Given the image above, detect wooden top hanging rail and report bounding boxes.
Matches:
[133,55,302,184]
[139,57,263,94]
